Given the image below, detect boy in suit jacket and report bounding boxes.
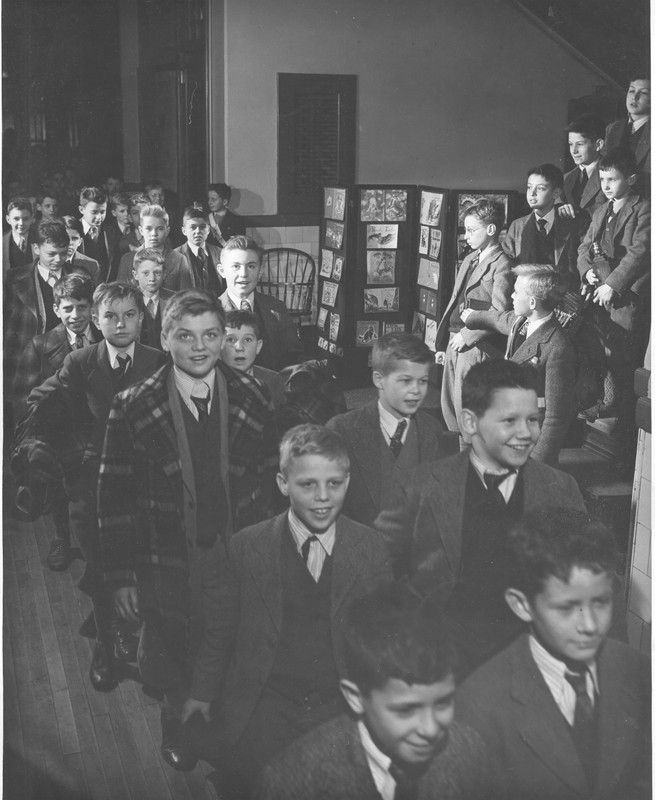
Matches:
[603,76,650,187]
[328,332,456,527]
[462,264,577,466]
[259,582,488,800]
[218,235,304,370]
[193,424,392,796]
[174,206,226,296]
[206,182,246,247]
[435,199,513,432]
[562,114,607,222]
[457,507,651,800]
[98,289,279,773]
[577,148,650,457]
[118,193,148,255]
[131,248,174,351]
[104,192,132,277]
[3,196,34,274]
[61,216,101,280]
[78,186,113,281]
[375,360,585,676]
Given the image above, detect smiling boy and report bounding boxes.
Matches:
[132,248,174,350]
[4,196,34,272]
[562,114,606,219]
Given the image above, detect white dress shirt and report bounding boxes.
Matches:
[173,366,214,421]
[378,401,411,446]
[469,450,518,503]
[288,509,335,582]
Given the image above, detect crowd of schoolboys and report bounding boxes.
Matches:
[2,75,650,800]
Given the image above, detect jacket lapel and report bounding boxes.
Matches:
[350,402,382,509]
[86,341,117,401]
[465,244,501,291]
[505,315,526,359]
[581,169,600,208]
[511,318,556,364]
[553,217,572,265]
[612,195,638,243]
[635,120,650,166]
[331,518,366,620]
[166,367,196,509]
[249,514,284,632]
[427,453,469,573]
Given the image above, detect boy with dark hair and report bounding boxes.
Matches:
[61,215,101,277]
[328,332,455,526]
[259,581,488,800]
[562,114,606,218]
[457,508,651,800]
[462,264,576,465]
[207,182,246,247]
[105,192,133,275]
[375,359,585,676]
[604,75,650,178]
[78,186,111,281]
[36,193,59,223]
[131,248,174,350]
[194,423,391,795]
[4,196,35,272]
[174,205,225,295]
[576,147,650,459]
[119,193,149,255]
[98,288,277,772]
[434,198,513,431]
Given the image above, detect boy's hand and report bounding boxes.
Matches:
[449,333,466,352]
[593,284,616,310]
[460,308,473,324]
[557,203,577,219]
[435,351,446,365]
[114,586,140,622]
[585,268,599,285]
[181,697,211,724]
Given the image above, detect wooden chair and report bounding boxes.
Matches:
[259,247,316,328]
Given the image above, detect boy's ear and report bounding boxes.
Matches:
[78,205,85,216]
[256,339,263,355]
[529,296,537,310]
[627,173,638,187]
[160,330,170,352]
[504,588,534,623]
[486,223,497,237]
[459,408,478,439]
[339,679,366,716]
[371,370,384,390]
[131,270,138,282]
[595,138,605,152]
[276,472,289,496]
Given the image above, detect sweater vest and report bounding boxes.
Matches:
[379,421,420,504]
[37,271,60,330]
[520,215,555,265]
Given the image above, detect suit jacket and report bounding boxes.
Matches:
[326,400,458,527]
[174,242,226,294]
[97,361,279,702]
[252,365,286,409]
[435,244,513,354]
[207,209,246,246]
[456,633,651,800]
[210,512,391,741]
[117,245,194,290]
[68,252,101,284]
[258,713,489,800]
[3,230,34,273]
[374,451,585,595]
[118,228,143,256]
[219,290,303,371]
[563,165,605,219]
[464,311,576,466]
[604,117,651,174]
[103,217,129,280]
[138,288,175,350]
[79,227,112,281]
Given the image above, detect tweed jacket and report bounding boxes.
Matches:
[174,242,226,294]
[116,245,195,290]
[219,289,303,371]
[208,512,391,742]
[604,117,651,174]
[435,244,513,354]
[258,713,489,800]
[464,311,576,465]
[326,400,458,527]
[457,633,651,800]
[252,365,286,409]
[563,165,605,219]
[375,451,585,596]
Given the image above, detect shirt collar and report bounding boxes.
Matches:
[227,289,255,310]
[378,400,411,440]
[37,263,62,284]
[358,720,392,797]
[610,196,629,213]
[143,291,160,304]
[469,450,519,502]
[82,220,96,235]
[13,232,27,246]
[529,634,599,695]
[477,241,498,262]
[581,161,598,177]
[288,509,336,557]
[630,114,649,132]
[173,364,215,403]
[533,207,556,229]
[66,325,92,347]
[526,312,553,337]
[189,243,207,258]
[106,340,136,369]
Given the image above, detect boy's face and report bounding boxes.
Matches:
[112,204,130,226]
[130,204,145,228]
[182,217,210,248]
[626,79,650,119]
[463,213,494,252]
[599,167,636,202]
[276,454,350,534]
[79,201,107,227]
[36,240,68,272]
[207,191,228,213]
[38,196,59,221]
[132,260,164,297]
[93,297,143,349]
[512,276,534,318]
[140,215,169,249]
[161,312,224,379]
[66,228,83,259]
[373,360,429,418]
[106,177,122,194]
[568,133,602,167]
[147,187,164,206]
[221,325,262,372]
[54,296,92,333]
[6,208,32,236]
[526,174,558,214]
[344,675,456,767]
[461,388,540,471]
[515,568,613,665]
[219,248,262,298]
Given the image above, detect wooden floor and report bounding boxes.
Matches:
[3,509,219,800]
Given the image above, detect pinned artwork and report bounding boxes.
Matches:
[325,221,345,250]
[320,248,334,277]
[360,190,385,222]
[321,281,339,307]
[424,318,437,350]
[419,225,429,255]
[417,259,439,290]
[420,191,443,226]
[366,251,396,284]
[364,287,400,314]
[366,224,398,249]
[356,320,380,346]
[332,256,344,282]
[429,229,442,259]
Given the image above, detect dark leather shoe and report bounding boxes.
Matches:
[113,618,139,662]
[90,641,117,692]
[46,537,71,571]
[161,710,197,772]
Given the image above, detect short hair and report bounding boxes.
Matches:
[161,288,225,336]
[566,113,605,142]
[462,360,539,416]
[371,332,432,374]
[133,247,165,271]
[526,163,564,191]
[512,264,566,311]
[599,147,638,177]
[79,186,108,207]
[6,197,33,215]
[182,205,209,224]
[145,180,164,193]
[128,192,149,210]
[53,272,95,305]
[36,193,58,205]
[92,282,144,313]
[208,182,232,202]
[508,508,621,600]
[221,235,263,262]
[343,582,457,694]
[628,74,650,85]
[34,220,69,248]
[109,192,130,211]
[278,424,350,476]
[463,198,505,231]
[62,215,84,236]
[139,204,169,226]
[224,309,262,339]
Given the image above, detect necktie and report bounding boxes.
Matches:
[389,419,408,457]
[19,237,26,253]
[75,333,85,349]
[605,200,615,229]
[47,272,59,287]
[537,218,548,237]
[484,471,510,504]
[565,667,598,784]
[191,384,210,423]
[509,318,529,356]
[197,249,209,286]
[301,535,318,564]
[114,353,131,379]
[89,225,99,241]
[573,169,588,206]
[240,299,252,312]
[389,763,419,800]
[147,298,157,319]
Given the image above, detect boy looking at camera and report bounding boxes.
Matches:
[131,248,174,350]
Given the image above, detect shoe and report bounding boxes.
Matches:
[46,537,71,571]
[89,641,117,692]
[113,617,139,662]
[577,403,617,422]
[161,710,197,772]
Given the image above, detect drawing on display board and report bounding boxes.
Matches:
[317,307,329,330]
[364,287,400,314]
[412,312,426,339]
[331,256,344,281]
[420,191,443,226]
[429,228,442,259]
[384,190,407,222]
[419,225,430,254]
[366,250,396,284]
[325,221,345,250]
[356,320,380,346]
[324,188,335,219]
[417,258,440,290]
[321,281,339,307]
[366,224,398,249]
[383,322,405,334]
[320,248,334,277]
[333,189,346,221]
[424,318,437,350]
[329,312,341,341]
[360,190,385,222]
